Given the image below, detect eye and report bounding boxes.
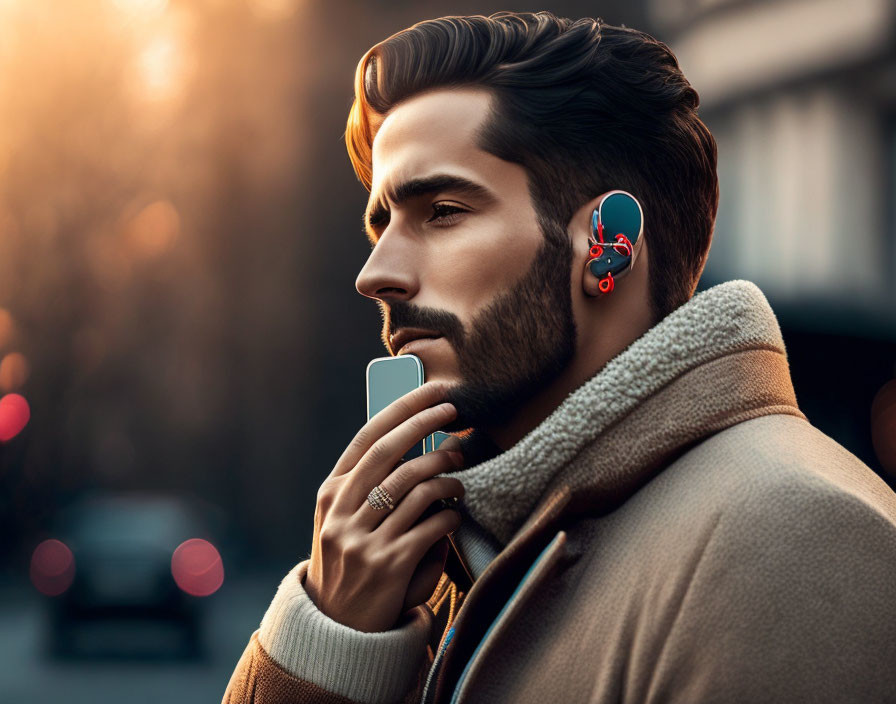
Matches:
[426,203,467,227]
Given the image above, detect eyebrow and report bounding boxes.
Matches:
[363,173,497,242]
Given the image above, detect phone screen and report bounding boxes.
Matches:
[366,354,452,460]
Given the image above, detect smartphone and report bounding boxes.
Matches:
[365,354,474,590]
[366,354,452,459]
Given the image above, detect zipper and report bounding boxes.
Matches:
[421,624,455,704]
[421,553,466,704]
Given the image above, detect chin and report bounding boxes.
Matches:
[423,367,461,388]
[439,390,499,433]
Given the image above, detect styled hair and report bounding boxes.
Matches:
[345,11,719,321]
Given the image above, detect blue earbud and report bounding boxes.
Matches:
[587,191,644,294]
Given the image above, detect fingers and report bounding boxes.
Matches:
[356,449,463,531]
[329,381,450,480]
[388,504,463,571]
[347,404,458,508]
[402,536,450,611]
[374,473,465,540]
[353,448,462,530]
[436,434,462,454]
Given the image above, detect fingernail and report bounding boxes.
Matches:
[448,451,464,468]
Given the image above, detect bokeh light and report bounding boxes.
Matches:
[171,538,224,597]
[0,392,30,442]
[137,33,184,103]
[0,352,30,391]
[30,539,76,596]
[871,379,896,476]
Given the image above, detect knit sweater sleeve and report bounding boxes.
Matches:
[222,559,436,704]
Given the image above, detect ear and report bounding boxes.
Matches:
[568,194,611,298]
[582,258,605,297]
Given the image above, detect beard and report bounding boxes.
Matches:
[382,217,577,432]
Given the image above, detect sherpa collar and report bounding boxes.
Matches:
[446,279,805,552]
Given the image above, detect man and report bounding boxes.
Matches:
[224,11,896,703]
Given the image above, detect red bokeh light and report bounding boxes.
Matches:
[0,392,30,442]
[30,539,76,596]
[171,538,224,597]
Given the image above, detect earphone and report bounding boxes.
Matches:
[586,190,644,295]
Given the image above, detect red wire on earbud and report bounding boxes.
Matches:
[612,234,632,257]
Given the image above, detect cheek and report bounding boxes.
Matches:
[423,215,539,319]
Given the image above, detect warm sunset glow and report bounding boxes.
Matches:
[113,0,168,17]
[171,538,224,597]
[0,392,29,442]
[0,352,29,392]
[137,33,184,102]
[106,0,194,106]
[248,0,302,22]
[30,539,76,596]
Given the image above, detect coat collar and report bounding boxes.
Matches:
[448,279,805,549]
[431,280,806,703]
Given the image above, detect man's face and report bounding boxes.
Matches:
[356,88,576,432]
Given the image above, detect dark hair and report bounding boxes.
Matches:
[345,11,719,321]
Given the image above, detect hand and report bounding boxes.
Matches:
[304,381,466,633]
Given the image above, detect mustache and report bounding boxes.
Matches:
[381,301,465,354]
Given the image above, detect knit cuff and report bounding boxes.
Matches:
[258,559,434,704]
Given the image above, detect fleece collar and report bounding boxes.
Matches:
[446,279,805,549]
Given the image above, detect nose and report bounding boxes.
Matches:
[355,232,419,302]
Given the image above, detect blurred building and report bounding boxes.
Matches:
[651,0,896,478]
[653,0,895,317]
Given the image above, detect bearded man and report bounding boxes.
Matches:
[224,11,896,704]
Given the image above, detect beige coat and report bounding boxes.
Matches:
[224,281,896,703]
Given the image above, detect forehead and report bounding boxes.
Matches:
[368,88,501,203]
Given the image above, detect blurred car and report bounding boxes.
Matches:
[43,492,219,659]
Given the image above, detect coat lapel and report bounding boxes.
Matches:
[431,486,573,704]
[449,529,569,703]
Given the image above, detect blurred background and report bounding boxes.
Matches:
[0,0,893,700]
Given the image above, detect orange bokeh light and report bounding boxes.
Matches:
[0,352,29,391]
[30,539,76,596]
[0,392,29,442]
[171,538,224,597]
